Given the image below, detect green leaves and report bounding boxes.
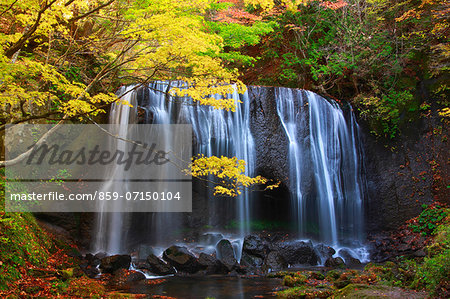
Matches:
[409,204,448,236]
[208,21,275,48]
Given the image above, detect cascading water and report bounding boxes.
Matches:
[275,88,307,236]
[175,84,255,237]
[94,83,365,258]
[275,87,364,246]
[93,86,138,254]
[93,82,255,253]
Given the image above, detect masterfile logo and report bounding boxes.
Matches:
[5,124,192,212]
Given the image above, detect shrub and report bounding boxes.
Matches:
[409,204,447,236]
[413,221,450,296]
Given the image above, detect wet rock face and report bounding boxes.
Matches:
[270,240,319,266]
[315,244,336,264]
[361,110,450,232]
[163,245,201,274]
[198,252,228,274]
[248,86,289,189]
[242,234,268,258]
[338,249,362,268]
[325,257,345,268]
[146,254,175,275]
[262,251,287,272]
[100,255,131,274]
[216,239,239,271]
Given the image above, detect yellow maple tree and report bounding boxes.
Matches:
[0,0,278,195]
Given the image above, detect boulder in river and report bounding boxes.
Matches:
[163,245,201,274]
[262,251,287,272]
[84,253,100,267]
[240,251,264,269]
[314,244,336,264]
[146,254,175,275]
[198,252,228,274]
[216,239,239,272]
[338,249,362,268]
[199,233,224,246]
[137,244,154,260]
[100,255,131,273]
[242,234,268,258]
[271,240,319,266]
[325,257,346,268]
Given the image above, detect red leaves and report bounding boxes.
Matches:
[214,7,263,24]
[145,279,166,285]
[319,0,348,10]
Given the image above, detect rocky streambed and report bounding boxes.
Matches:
[75,232,375,297]
[80,233,367,278]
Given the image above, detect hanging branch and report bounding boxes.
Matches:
[5,0,59,58]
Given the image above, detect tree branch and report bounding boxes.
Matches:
[0,112,61,131]
[5,0,58,58]
[69,0,115,22]
[0,115,68,168]
[0,0,19,17]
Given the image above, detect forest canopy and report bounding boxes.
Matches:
[0,0,448,134]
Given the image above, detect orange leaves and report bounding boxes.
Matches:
[395,9,421,22]
[319,0,348,10]
[284,23,306,32]
[214,7,263,24]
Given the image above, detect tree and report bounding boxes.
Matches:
[0,0,280,195]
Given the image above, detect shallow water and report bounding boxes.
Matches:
[128,276,282,298]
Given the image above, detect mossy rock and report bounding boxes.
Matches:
[325,269,345,281]
[333,270,359,289]
[277,285,334,298]
[283,274,307,287]
[334,283,427,299]
[307,271,325,280]
[267,271,292,278]
[59,267,84,280]
[60,268,74,280]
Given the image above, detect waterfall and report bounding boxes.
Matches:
[275,88,306,236]
[93,83,365,254]
[274,88,364,246]
[93,85,138,254]
[175,84,255,237]
[93,82,255,253]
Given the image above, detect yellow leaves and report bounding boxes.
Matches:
[244,0,310,12]
[264,181,281,190]
[0,52,116,121]
[118,0,248,109]
[169,79,246,111]
[438,107,450,118]
[186,154,277,197]
[116,98,134,107]
[213,186,236,196]
[244,0,275,11]
[0,0,250,122]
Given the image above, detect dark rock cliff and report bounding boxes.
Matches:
[361,111,449,232]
